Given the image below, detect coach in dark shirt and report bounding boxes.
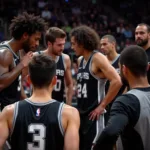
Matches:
[135,23,150,83]
[94,45,150,150]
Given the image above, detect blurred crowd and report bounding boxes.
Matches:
[0,0,140,52]
[0,0,149,101]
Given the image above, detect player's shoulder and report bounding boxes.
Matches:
[77,56,83,66]
[0,45,13,57]
[62,53,71,68]
[62,104,79,118]
[33,50,45,56]
[93,51,105,59]
[92,51,109,65]
[62,53,70,60]
[0,50,14,66]
[114,93,139,106]
[1,103,15,117]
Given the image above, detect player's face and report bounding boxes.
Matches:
[23,31,41,53]
[119,63,129,85]
[71,36,83,56]
[50,38,65,56]
[135,25,150,47]
[100,38,113,55]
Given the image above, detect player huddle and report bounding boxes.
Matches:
[0,12,150,150]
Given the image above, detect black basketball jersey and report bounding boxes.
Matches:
[146,47,150,84]
[0,42,21,110]
[105,54,126,100]
[111,55,120,73]
[105,55,120,94]
[77,51,106,115]
[11,99,64,150]
[52,55,65,102]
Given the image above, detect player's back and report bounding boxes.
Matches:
[11,99,64,150]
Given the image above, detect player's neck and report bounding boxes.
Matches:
[45,48,57,60]
[83,51,93,61]
[107,51,118,62]
[129,76,149,89]
[29,89,53,103]
[8,39,22,54]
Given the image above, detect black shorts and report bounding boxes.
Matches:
[79,114,105,150]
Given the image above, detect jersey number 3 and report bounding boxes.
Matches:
[28,124,46,150]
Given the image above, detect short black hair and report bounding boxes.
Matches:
[101,34,116,44]
[45,27,66,44]
[120,45,148,77]
[70,25,100,51]
[29,54,56,88]
[9,12,47,40]
[137,23,150,33]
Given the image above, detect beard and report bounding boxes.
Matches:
[22,39,32,53]
[51,46,62,56]
[136,38,148,47]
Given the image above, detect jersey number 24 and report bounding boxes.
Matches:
[77,83,87,98]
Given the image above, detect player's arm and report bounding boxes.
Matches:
[0,50,33,92]
[89,53,122,120]
[64,54,73,105]
[0,105,12,149]
[96,53,122,107]
[0,50,24,91]
[94,94,140,150]
[63,106,80,150]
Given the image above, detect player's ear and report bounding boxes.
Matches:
[27,75,32,85]
[22,32,29,41]
[47,41,52,47]
[122,64,128,75]
[52,76,57,86]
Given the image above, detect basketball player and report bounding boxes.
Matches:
[70,26,122,150]
[100,34,126,124]
[35,27,73,105]
[0,12,46,110]
[94,45,150,150]
[0,54,80,150]
[135,23,150,83]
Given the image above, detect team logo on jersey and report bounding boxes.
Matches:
[36,108,41,116]
[77,72,89,81]
[56,69,64,76]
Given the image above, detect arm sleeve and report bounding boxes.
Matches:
[94,94,140,150]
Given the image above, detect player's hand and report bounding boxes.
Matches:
[89,105,105,121]
[21,51,33,68]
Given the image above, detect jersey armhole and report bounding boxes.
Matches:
[11,102,19,136]
[62,54,67,71]
[58,103,65,136]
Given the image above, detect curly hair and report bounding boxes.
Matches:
[70,25,100,51]
[9,12,47,40]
